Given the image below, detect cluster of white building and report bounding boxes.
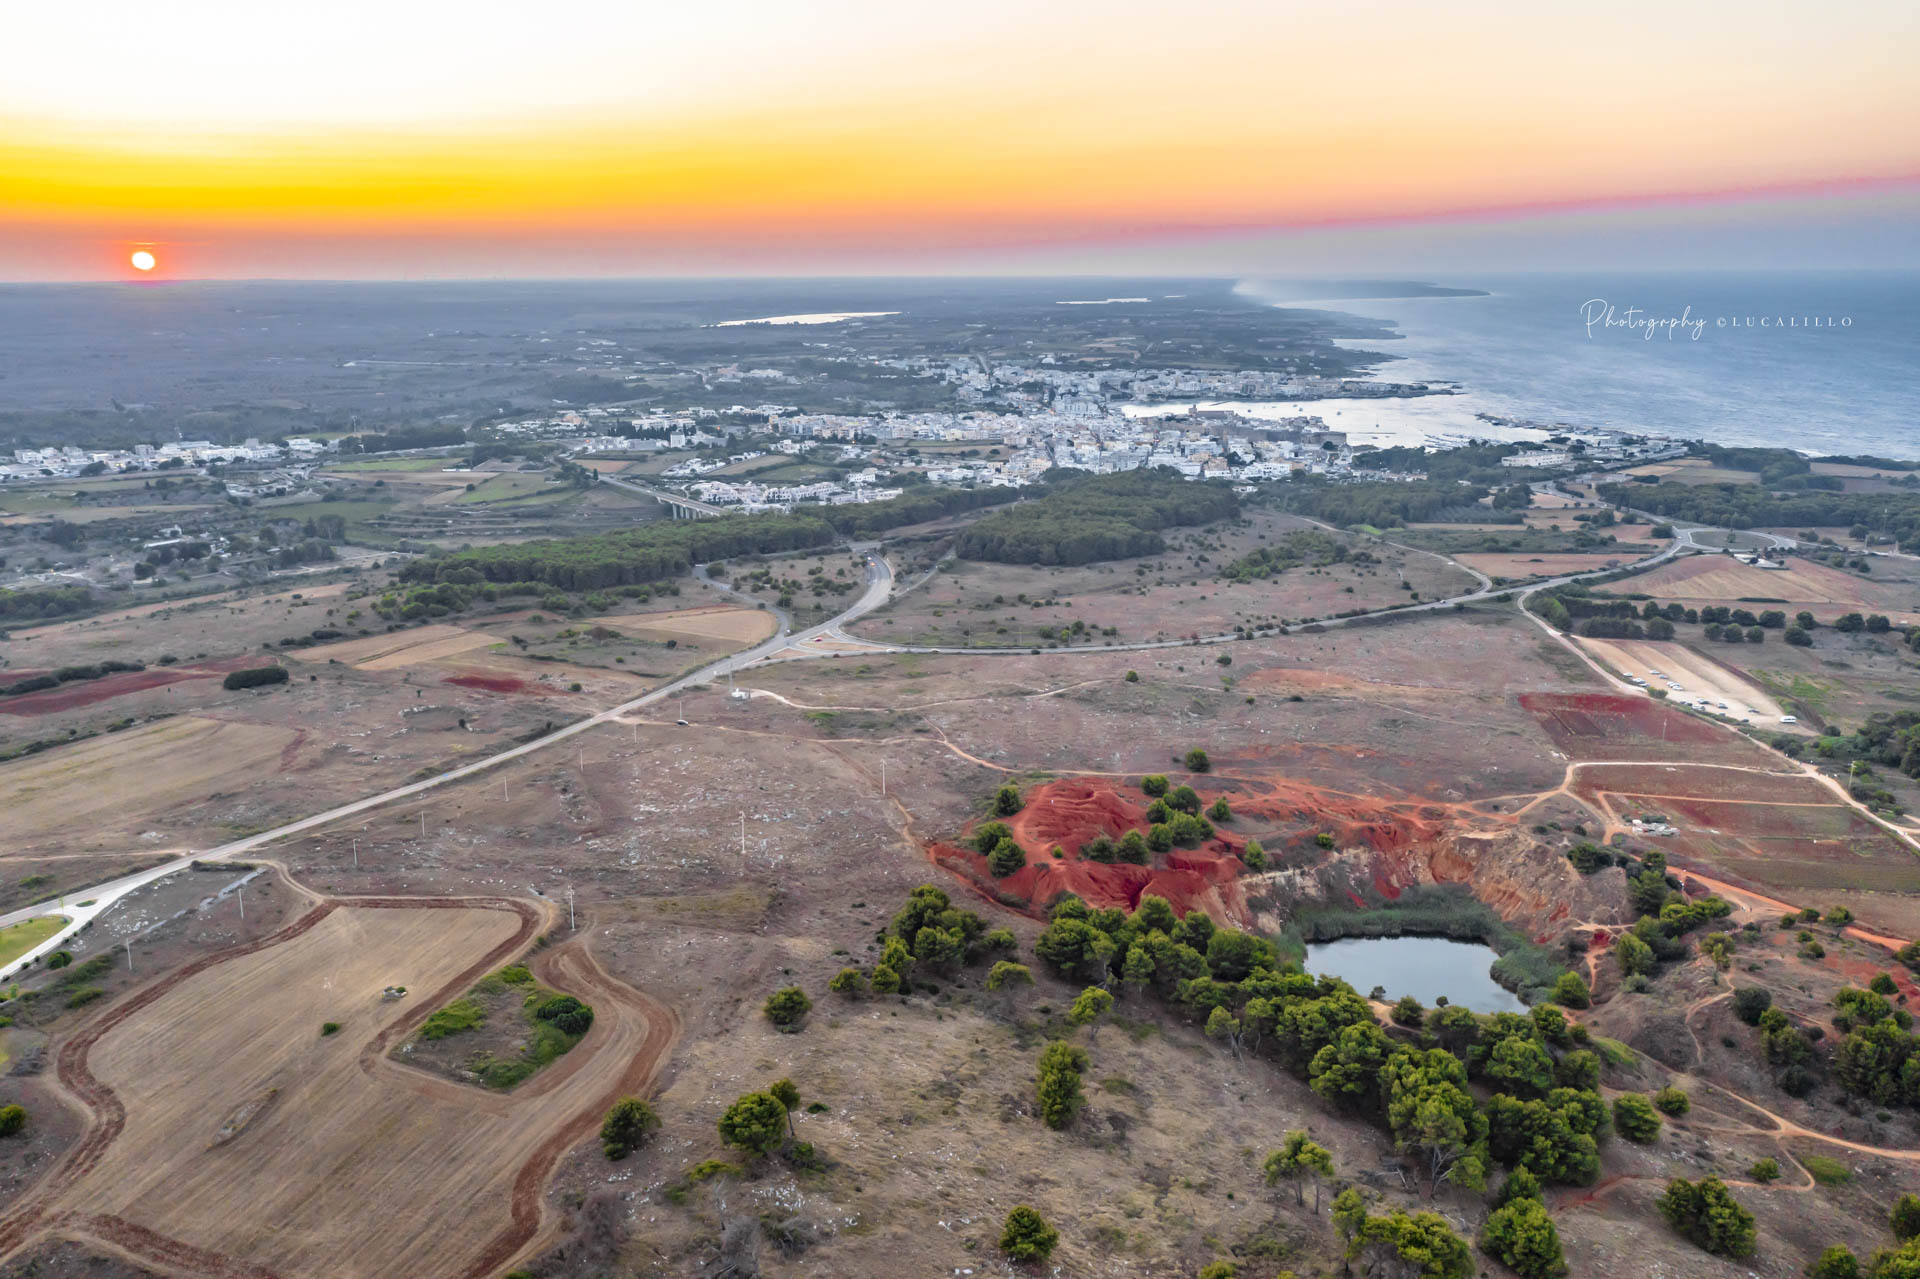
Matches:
[2,437,328,483]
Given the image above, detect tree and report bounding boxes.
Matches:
[1808,1245,1860,1279]
[913,925,964,971]
[1653,1085,1690,1116]
[1478,1197,1568,1279]
[1069,986,1114,1042]
[1746,1157,1779,1183]
[987,959,1034,1005]
[1208,796,1232,822]
[1551,972,1591,1009]
[768,1077,802,1138]
[1614,931,1656,977]
[1264,1131,1335,1213]
[987,838,1026,877]
[223,665,290,690]
[1482,1034,1557,1097]
[1612,1094,1663,1142]
[1392,995,1426,1027]
[1206,1006,1243,1060]
[534,994,594,1035]
[973,822,1013,854]
[1035,917,1115,983]
[869,964,902,995]
[1036,1040,1089,1129]
[1732,986,1772,1024]
[762,986,812,1030]
[1242,839,1266,871]
[1657,1176,1756,1258]
[1184,747,1211,772]
[1310,1021,1394,1112]
[828,967,867,997]
[1785,625,1814,646]
[1384,1050,1487,1190]
[999,1206,1059,1264]
[995,784,1024,816]
[1351,1208,1474,1279]
[1141,774,1169,797]
[718,1091,788,1157]
[0,1105,24,1138]
[600,1097,659,1159]
[1895,1193,1920,1241]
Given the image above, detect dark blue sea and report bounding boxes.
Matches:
[1248,271,1920,460]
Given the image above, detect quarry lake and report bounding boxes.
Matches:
[1306,936,1527,1014]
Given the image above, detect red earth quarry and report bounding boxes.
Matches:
[930,775,1474,927]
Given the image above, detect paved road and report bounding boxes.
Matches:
[0,553,895,977]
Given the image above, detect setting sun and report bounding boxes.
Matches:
[129,249,155,271]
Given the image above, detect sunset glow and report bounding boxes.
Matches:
[4,0,1918,279]
[129,250,155,272]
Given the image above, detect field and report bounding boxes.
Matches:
[294,624,497,669]
[1620,458,1761,485]
[1453,552,1638,578]
[590,604,777,648]
[849,509,1478,647]
[1572,636,1794,725]
[1617,553,1919,623]
[0,896,674,1279]
[1519,691,1778,765]
[0,716,297,853]
[0,918,66,968]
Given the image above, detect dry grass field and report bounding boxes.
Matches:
[293,623,496,670]
[591,605,776,648]
[0,717,297,854]
[1621,458,1761,485]
[850,510,1477,647]
[1621,553,1918,621]
[0,897,676,1279]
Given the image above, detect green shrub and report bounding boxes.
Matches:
[223,665,289,691]
[533,994,594,1035]
[1652,1085,1690,1116]
[999,1206,1060,1263]
[763,985,812,1030]
[600,1096,660,1160]
[1612,1094,1662,1143]
[1802,1154,1851,1185]
[320,1021,341,1036]
[419,997,487,1039]
[64,986,104,1009]
[0,1104,25,1137]
[1656,1177,1755,1258]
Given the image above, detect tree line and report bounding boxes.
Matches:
[400,512,837,591]
[954,470,1239,566]
[1600,481,1920,552]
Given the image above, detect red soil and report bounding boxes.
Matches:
[0,660,245,716]
[444,672,543,695]
[935,775,1457,926]
[1520,690,1727,751]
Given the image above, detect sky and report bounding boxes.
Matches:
[3,0,1918,281]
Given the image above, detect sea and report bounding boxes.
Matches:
[1232,271,1920,460]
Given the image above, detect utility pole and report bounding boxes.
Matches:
[566,884,576,930]
[124,940,135,973]
[352,838,359,869]
[739,811,748,873]
[881,758,887,796]
[420,812,427,839]
[237,885,245,921]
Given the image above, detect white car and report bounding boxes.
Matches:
[1781,715,1798,724]
[1667,683,1683,691]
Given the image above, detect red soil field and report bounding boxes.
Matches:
[1520,691,1727,753]
[0,660,245,716]
[1570,763,1833,805]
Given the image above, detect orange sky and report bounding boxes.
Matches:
[4,1,1918,279]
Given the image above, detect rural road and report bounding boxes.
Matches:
[0,552,896,976]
